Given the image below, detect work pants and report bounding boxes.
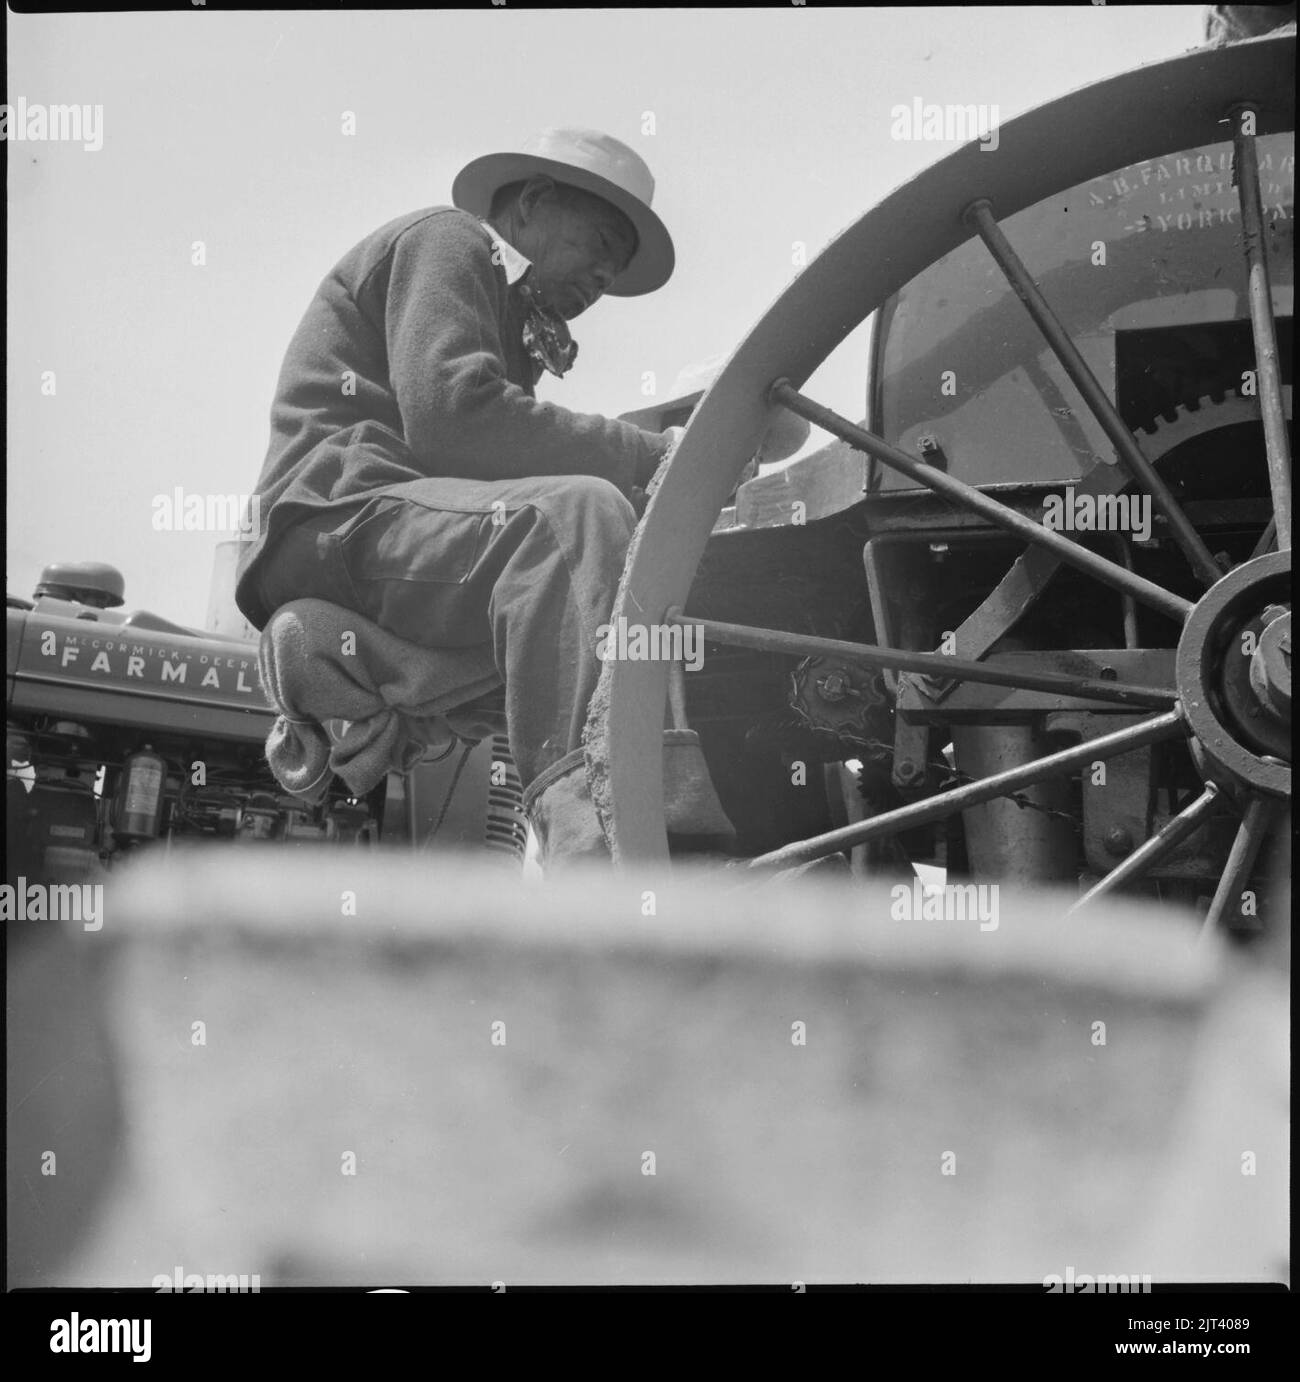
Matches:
[249,471,635,797]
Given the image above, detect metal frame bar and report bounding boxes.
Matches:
[1250,516,1278,560]
[769,381,1193,623]
[669,608,1175,708]
[1111,534,1141,651]
[748,709,1188,869]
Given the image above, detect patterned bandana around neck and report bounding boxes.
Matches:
[515,276,578,380]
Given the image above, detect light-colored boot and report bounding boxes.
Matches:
[522,747,610,866]
[524,731,736,871]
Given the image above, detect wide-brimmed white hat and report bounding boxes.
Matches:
[453,127,674,296]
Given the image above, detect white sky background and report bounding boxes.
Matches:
[7,6,1207,628]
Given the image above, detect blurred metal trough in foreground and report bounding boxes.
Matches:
[8,850,1287,1287]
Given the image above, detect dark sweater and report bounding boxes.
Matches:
[236,205,671,629]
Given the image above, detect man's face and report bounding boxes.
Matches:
[512,180,638,320]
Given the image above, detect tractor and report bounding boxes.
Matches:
[4,553,528,884]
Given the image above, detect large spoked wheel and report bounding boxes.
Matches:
[587,34,1293,930]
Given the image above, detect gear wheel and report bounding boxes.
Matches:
[1135,386,1292,454]
[789,656,891,744]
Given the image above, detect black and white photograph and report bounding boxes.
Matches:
[4,0,1293,1343]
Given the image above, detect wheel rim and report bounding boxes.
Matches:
[587,32,1293,925]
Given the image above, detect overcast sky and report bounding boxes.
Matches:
[6,5,1208,627]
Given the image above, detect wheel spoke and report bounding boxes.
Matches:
[1067,783,1220,914]
[1112,535,1140,650]
[669,609,1177,708]
[1233,107,1293,552]
[964,200,1224,588]
[769,381,1194,624]
[946,394,1289,666]
[748,709,1188,869]
[1199,793,1278,939]
[1249,515,1278,561]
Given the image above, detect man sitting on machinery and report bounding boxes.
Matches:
[235,128,734,867]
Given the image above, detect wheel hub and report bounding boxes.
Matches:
[1249,608,1291,720]
[1175,551,1291,798]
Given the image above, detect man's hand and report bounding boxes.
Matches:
[661,424,686,456]
[634,426,760,520]
[641,426,685,503]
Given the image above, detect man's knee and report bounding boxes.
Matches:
[534,475,637,539]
